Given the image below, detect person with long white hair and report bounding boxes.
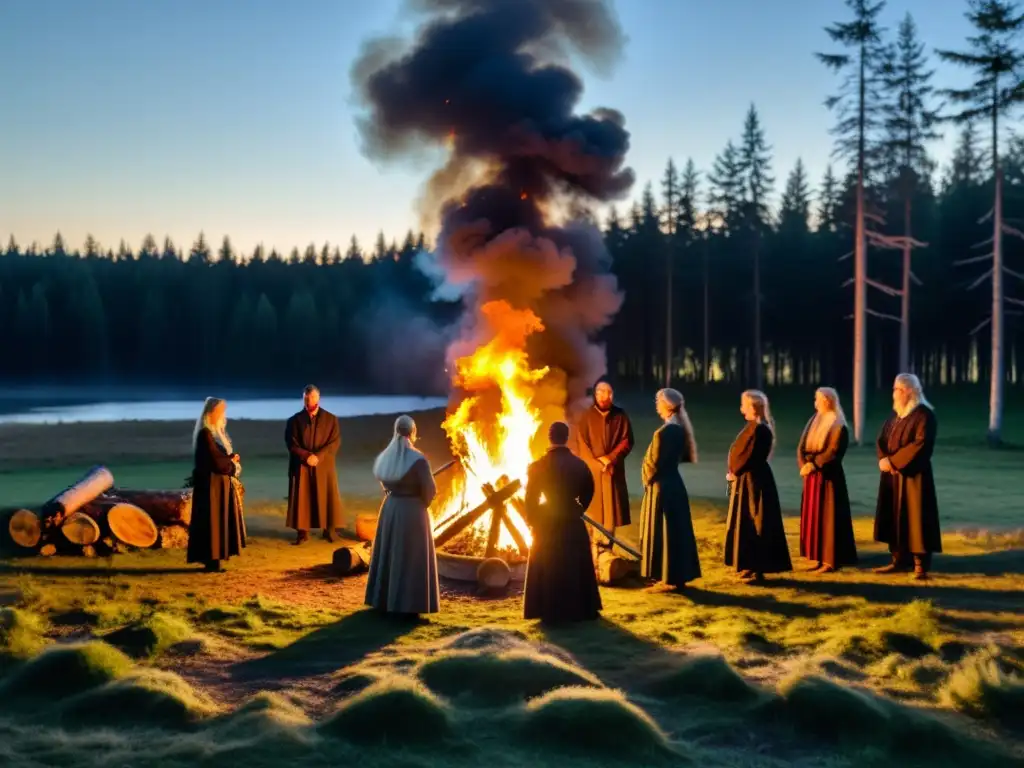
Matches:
[364,414,440,618]
[796,387,857,573]
[723,389,792,583]
[873,373,941,580]
[638,388,702,589]
[188,397,246,572]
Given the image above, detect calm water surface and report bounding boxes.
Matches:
[0,396,447,425]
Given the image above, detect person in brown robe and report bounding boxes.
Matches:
[285,385,344,544]
[188,397,246,572]
[797,387,857,572]
[639,388,701,588]
[873,373,941,580]
[574,378,634,559]
[723,389,792,583]
[364,414,440,618]
[523,421,602,624]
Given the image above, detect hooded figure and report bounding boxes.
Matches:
[574,377,634,554]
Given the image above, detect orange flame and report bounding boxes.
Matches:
[433,300,550,553]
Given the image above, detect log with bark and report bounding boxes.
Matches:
[98,488,192,527]
[332,543,372,576]
[40,466,114,529]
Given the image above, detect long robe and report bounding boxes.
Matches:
[575,404,635,532]
[724,422,792,574]
[285,408,344,531]
[523,446,602,623]
[873,405,942,555]
[364,457,440,614]
[639,422,701,586]
[188,427,246,564]
[797,419,858,568]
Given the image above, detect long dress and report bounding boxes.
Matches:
[187,428,246,565]
[284,408,344,532]
[797,418,858,568]
[575,403,635,538]
[873,405,942,561]
[639,422,701,586]
[364,457,440,614]
[723,422,792,575]
[522,446,602,623]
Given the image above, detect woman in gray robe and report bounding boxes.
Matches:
[364,414,440,617]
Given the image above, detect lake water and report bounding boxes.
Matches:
[0,395,448,425]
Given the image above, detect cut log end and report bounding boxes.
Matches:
[106,503,159,549]
[332,545,372,576]
[39,543,57,557]
[61,512,102,546]
[8,509,42,549]
[596,550,639,585]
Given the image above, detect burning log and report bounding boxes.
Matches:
[432,477,522,550]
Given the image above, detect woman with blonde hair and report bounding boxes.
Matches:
[188,397,246,572]
[723,389,792,583]
[639,388,701,588]
[364,414,440,618]
[797,387,857,572]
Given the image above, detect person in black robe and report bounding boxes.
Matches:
[574,377,634,559]
[523,421,602,624]
[639,388,701,588]
[723,389,792,583]
[797,386,858,572]
[285,385,344,544]
[188,397,246,572]
[873,373,941,580]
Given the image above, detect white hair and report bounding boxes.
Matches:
[372,414,424,484]
[193,397,232,453]
[895,373,932,418]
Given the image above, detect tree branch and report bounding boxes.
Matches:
[866,308,902,322]
[1005,265,1024,281]
[970,316,991,335]
[838,250,852,262]
[1006,296,1024,307]
[1002,223,1024,241]
[866,277,902,297]
[979,207,994,225]
[955,253,993,266]
[967,267,994,290]
[971,236,994,249]
[910,270,923,286]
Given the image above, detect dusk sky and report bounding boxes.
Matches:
[0,0,984,257]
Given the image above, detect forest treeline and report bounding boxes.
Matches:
[1,1,1023,401]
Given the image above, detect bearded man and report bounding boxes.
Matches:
[285,385,344,544]
[873,373,941,580]
[574,377,634,558]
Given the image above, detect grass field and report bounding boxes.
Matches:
[0,387,1022,767]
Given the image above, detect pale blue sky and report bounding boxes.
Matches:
[0,0,980,257]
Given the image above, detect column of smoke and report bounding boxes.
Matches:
[351,0,635,431]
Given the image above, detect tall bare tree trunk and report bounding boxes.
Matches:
[703,239,710,385]
[852,46,868,445]
[753,233,763,389]
[665,239,673,387]
[899,194,912,373]
[990,91,1004,445]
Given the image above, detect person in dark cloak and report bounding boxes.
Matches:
[797,386,858,572]
[639,388,701,588]
[723,389,792,583]
[873,373,941,581]
[574,377,634,560]
[523,421,602,624]
[188,397,246,572]
[285,385,344,544]
[364,414,440,618]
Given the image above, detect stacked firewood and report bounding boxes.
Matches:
[4,466,194,557]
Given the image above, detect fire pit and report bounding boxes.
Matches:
[432,473,531,588]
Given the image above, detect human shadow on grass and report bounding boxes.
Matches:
[679,585,843,619]
[230,607,416,683]
[788,576,1022,613]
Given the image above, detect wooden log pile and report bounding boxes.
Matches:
[4,466,195,557]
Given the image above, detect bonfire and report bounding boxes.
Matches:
[430,301,550,565]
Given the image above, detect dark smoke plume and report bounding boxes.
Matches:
[351,0,634,417]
